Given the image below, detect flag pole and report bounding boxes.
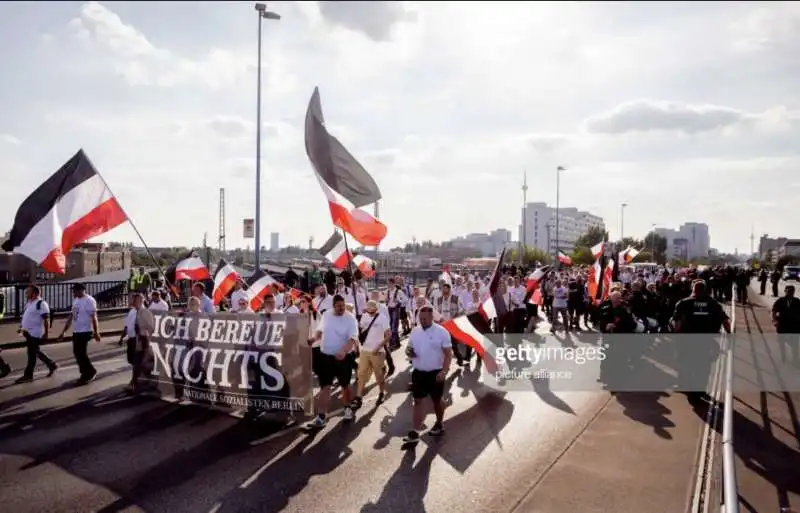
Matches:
[86,153,173,292]
[340,231,361,318]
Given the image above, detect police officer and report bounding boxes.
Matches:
[758,269,768,295]
[772,285,800,365]
[672,280,731,405]
[598,290,638,390]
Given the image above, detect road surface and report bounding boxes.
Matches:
[0,317,713,513]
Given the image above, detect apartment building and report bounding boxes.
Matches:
[0,242,131,283]
[447,229,513,257]
[654,222,710,261]
[519,203,605,254]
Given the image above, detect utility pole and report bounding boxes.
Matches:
[750,225,755,257]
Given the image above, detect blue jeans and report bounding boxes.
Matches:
[389,307,400,346]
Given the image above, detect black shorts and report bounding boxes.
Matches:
[316,352,354,388]
[411,369,444,400]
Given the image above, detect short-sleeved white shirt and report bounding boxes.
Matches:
[124,308,137,338]
[72,295,97,333]
[408,323,452,371]
[359,312,390,352]
[148,300,169,312]
[21,299,50,338]
[318,310,358,356]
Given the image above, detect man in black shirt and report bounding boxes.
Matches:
[598,291,638,390]
[772,285,800,365]
[672,280,731,404]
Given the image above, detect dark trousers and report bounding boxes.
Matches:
[772,281,779,297]
[513,308,526,333]
[23,333,54,377]
[759,281,767,295]
[388,307,401,346]
[72,332,96,378]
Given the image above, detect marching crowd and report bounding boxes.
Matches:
[2,261,799,443]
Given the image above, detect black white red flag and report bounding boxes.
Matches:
[304,87,387,246]
[1,149,128,273]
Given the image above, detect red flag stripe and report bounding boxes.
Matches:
[442,317,498,374]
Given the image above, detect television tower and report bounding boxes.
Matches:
[218,188,226,252]
[521,170,528,264]
[309,236,314,250]
[750,225,755,257]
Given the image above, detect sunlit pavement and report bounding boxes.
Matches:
[0,316,715,513]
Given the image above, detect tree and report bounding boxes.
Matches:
[573,226,609,249]
[777,255,800,270]
[617,237,642,249]
[507,247,552,266]
[642,232,668,263]
[570,246,594,266]
[634,250,653,263]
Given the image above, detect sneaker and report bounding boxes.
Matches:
[343,407,355,420]
[429,422,445,436]
[14,376,33,384]
[0,364,11,379]
[308,415,326,428]
[376,391,385,404]
[350,397,363,409]
[47,364,58,377]
[85,370,97,382]
[402,430,420,443]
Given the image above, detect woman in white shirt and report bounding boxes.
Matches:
[465,289,481,314]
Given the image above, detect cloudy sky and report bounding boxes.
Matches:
[1,1,798,253]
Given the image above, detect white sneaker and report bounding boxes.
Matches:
[343,407,355,420]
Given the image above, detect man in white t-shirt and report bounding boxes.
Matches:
[59,283,101,384]
[353,300,391,406]
[230,279,249,312]
[307,294,359,427]
[403,305,452,443]
[551,280,569,333]
[148,290,169,312]
[15,284,57,383]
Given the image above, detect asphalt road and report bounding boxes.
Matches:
[0,312,715,513]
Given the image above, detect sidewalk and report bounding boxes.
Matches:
[0,312,127,350]
[728,287,800,513]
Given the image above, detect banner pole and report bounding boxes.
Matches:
[341,231,361,318]
[86,156,173,292]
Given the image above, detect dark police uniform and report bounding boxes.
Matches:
[772,293,800,364]
[598,300,638,390]
[672,294,728,401]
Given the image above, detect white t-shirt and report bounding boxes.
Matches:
[386,287,407,308]
[511,286,527,309]
[313,295,334,315]
[124,308,137,338]
[230,289,249,312]
[553,287,568,309]
[283,305,299,314]
[359,312,390,352]
[71,295,97,333]
[408,323,452,371]
[318,310,358,356]
[148,300,169,312]
[21,299,50,338]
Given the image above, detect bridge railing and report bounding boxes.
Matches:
[721,288,739,513]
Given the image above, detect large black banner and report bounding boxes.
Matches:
[141,311,313,415]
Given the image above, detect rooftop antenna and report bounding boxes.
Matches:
[218,187,226,251]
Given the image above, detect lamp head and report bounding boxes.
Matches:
[255,3,266,12]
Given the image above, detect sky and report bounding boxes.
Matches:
[1,1,799,254]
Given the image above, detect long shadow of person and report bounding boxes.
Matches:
[360,444,438,513]
[530,375,575,415]
[614,391,674,439]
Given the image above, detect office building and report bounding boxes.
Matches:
[447,229,513,257]
[0,242,131,283]
[654,222,710,261]
[270,232,280,252]
[519,203,605,254]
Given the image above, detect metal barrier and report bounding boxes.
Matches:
[0,268,487,320]
[721,288,739,513]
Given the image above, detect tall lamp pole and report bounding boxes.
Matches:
[555,166,565,265]
[620,202,628,241]
[253,3,281,272]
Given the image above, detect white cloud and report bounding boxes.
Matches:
[0,1,798,252]
[0,134,21,145]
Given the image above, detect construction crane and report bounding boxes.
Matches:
[218,188,226,252]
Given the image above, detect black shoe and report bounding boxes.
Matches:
[0,364,11,379]
[47,364,58,377]
[14,376,33,384]
[377,391,385,404]
[429,422,444,436]
[402,430,420,443]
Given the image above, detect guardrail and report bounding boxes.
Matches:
[0,268,489,320]
[721,287,739,513]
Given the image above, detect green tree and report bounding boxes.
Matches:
[570,246,594,266]
[617,237,642,249]
[508,247,552,266]
[642,232,668,263]
[573,226,609,249]
[635,250,653,263]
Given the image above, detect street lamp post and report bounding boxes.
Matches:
[521,170,528,265]
[253,3,281,273]
[555,166,565,265]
